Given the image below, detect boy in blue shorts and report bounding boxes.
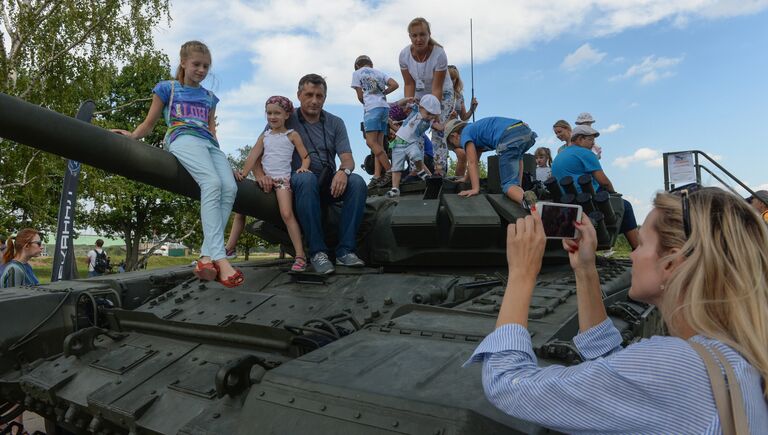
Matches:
[386,95,442,198]
[445,117,537,204]
[351,55,399,187]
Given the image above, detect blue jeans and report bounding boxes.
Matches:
[498,123,537,193]
[363,107,388,132]
[169,135,237,261]
[291,171,367,258]
[88,271,102,278]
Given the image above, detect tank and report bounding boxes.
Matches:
[0,93,660,435]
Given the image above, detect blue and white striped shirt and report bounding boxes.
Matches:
[465,318,767,434]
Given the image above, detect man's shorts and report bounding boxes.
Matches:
[363,107,389,132]
[391,140,423,172]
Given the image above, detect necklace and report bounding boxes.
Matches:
[412,46,430,63]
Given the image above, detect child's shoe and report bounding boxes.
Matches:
[291,255,307,272]
[225,247,237,259]
[522,190,538,211]
[417,170,429,181]
[367,177,380,188]
[376,172,392,187]
[385,187,400,198]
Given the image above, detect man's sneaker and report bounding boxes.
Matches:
[522,190,538,211]
[311,252,335,275]
[417,170,429,181]
[385,187,400,198]
[336,252,365,267]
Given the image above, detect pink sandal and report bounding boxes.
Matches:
[291,256,307,272]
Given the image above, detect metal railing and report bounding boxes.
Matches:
[662,150,767,208]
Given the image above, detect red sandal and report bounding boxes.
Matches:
[194,260,217,281]
[217,268,244,288]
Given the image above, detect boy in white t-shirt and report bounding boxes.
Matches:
[351,55,399,187]
[385,94,442,198]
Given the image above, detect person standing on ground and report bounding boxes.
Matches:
[0,228,42,288]
[86,239,108,277]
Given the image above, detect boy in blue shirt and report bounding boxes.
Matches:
[444,117,537,204]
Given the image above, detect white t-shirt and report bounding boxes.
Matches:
[350,67,391,112]
[262,129,296,179]
[87,248,103,272]
[536,166,552,182]
[399,45,451,99]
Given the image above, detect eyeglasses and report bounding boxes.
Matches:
[669,183,704,238]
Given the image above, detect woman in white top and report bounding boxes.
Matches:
[399,17,453,176]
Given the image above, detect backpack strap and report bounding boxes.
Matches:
[689,341,749,435]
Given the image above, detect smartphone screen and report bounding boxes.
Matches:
[538,202,582,239]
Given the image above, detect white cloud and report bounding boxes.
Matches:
[623,194,653,225]
[600,123,624,134]
[147,0,768,153]
[613,147,663,168]
[613,55,684,84]
[561,43,607,70]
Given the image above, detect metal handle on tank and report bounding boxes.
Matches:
[593,191,618,225]
[576,192,596,214]
[544,176,562,202]
[578,174,596,196]
[559,176,578,195]
[589,211,611,245]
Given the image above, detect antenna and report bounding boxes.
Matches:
[470,18,475,122]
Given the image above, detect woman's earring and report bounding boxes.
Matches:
[660,284,666,291]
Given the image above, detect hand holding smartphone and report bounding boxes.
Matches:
[536,202,583,239]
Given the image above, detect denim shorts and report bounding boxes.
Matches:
[391,141,423,172]
[497,123,537,192]
[363,107,389,132]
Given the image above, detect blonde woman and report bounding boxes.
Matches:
[467,187,768,433]
[399,17,453,176]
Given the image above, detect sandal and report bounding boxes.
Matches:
[194,260,217,281]
[217,269,244,288]
[291,255,307,272]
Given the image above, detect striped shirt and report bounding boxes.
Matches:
[465,318,767,434]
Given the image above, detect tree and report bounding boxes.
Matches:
[0,0,170,234]
[447,156,487,178]
[84,51,200,271]
[226,144,272,260]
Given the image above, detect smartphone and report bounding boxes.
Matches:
[537,202,582,239]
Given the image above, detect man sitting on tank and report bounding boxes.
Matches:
[252,74,367,275]
[551,124,639,249]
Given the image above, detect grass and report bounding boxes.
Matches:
[29,253,279,284]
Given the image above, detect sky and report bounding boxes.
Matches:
[150,0,768,223]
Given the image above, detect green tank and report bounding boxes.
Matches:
[0,93,659,434]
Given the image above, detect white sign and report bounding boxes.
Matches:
[667,152,697,187]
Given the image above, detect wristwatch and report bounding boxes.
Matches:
[339,168,352,176]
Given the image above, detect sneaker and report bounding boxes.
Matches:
[376,172,392,188]
[225,247,237,260]
[336,252,365,267]
[367,177,380,188]
[417,170,429,181]
[385,187,400,198]
[522,190,538,211]
[311,252,335,275]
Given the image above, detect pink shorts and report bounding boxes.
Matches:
[272,176,291,191]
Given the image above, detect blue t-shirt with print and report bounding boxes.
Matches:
[551,145,602,193]
[460,117,522,152]
[153,80,220,147]
[395,103,432,143]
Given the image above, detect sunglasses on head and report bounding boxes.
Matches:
[669,183,704,238]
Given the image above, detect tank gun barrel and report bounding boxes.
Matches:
[0,93,282,227]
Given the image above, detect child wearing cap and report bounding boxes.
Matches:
[351,55,400,187]
[386,95,443,198]
[444,117,537,205]
[575,112,602,159]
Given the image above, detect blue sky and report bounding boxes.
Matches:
[151,0,768,222]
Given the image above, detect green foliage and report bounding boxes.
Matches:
[447,156,487,178]
[0,0,170,236]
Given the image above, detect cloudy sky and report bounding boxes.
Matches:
[151,0,768,222]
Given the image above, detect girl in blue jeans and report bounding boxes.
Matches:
[113,40,243,287]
